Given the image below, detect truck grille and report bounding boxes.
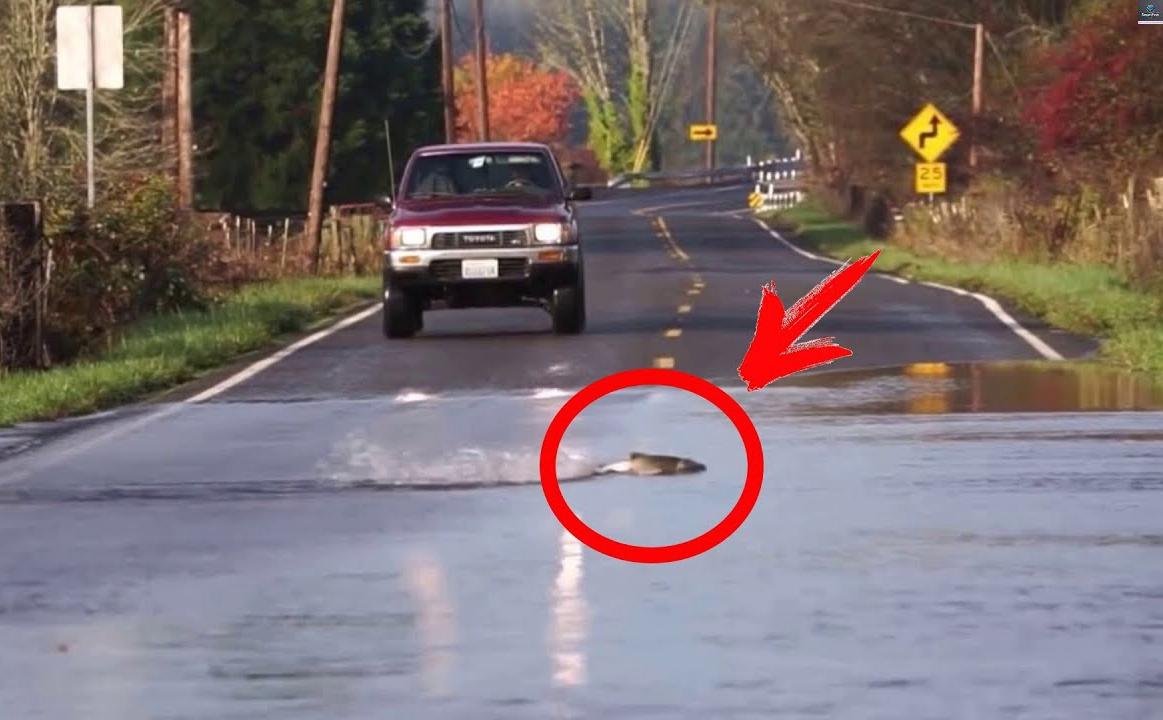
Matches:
[430,229,529,249]
[429,258,530,281]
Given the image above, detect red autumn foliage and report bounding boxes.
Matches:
[1020,5,1161,158]
[453,53,581,146]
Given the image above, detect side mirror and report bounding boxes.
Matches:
[568,186,593,202]
[374,194,394,212]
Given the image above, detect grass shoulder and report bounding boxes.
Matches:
[760,202,1163,377]
[0,276,379,428]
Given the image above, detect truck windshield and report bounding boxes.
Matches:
[403,151,561,199]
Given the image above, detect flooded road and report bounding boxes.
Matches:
[2,362,1162,719]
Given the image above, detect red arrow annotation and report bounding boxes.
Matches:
[738,250,882,392]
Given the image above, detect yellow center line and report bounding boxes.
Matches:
[664,328,682,339]
[677,304,691,314]
[653,357,676,369]
[655,217,692,264]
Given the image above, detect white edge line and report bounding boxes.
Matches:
[186,302,383,403]
[2,302,385,485]
[753,217,1064,362]
[753,216,843,267]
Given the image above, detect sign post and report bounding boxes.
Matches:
[56,4,124,209]
[900,103,959,202]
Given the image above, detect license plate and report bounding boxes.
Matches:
[461,258,499,279]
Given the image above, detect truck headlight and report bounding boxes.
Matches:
[393,227,427,248]
[533,223,564,243]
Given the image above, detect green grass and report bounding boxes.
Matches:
[764,200,1163,376]
[0,276,379,427]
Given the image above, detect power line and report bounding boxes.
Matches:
[811,0,978,29]
[985,30,1019,93]
[649,2,692,110]
[649,6,695,126]
[450,0,471,56]
[633,2,695,170]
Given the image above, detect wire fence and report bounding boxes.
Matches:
[196,203,389,276]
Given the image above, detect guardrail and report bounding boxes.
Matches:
[605,150,807,191]
[604,166,754,189]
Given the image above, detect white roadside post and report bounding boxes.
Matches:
[56,3,124,209]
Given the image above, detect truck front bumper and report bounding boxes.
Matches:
[383,246,581,309]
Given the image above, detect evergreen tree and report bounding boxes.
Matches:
[192,0,443,213]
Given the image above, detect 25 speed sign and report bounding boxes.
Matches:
[914,162,946,194]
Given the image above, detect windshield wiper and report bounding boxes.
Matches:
[472,188,546,196]
[406,191,459,199]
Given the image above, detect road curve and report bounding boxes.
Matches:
[163,183,1094,404]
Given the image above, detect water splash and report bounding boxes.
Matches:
[317,430,596,489]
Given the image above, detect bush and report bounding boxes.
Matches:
[38,175,227,364]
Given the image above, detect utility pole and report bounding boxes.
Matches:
[969,22,984,171]
[473,0,489,142]
[440,0,456,143]
[162,6,178,179]
[704,0,718,173]
[176,5,194,210]
[307,0,347,275]
[85,1,96,209]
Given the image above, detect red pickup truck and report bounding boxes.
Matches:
[378,142,592,339]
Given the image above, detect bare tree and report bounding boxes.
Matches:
[0,0,170,205]
[535,0,629,171]
[0,0,61,199]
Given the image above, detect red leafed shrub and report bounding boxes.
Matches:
[1021,6,1161,160]
[454,53,581,145]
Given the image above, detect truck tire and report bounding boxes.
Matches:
[383,290,419,339]
[551,283,585,335]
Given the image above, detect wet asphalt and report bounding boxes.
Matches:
[2,186,1161,719]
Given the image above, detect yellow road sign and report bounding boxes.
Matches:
[914,162,947,194]
[748,192,763,208]
[900,103,959,162]
[689,124,718,142]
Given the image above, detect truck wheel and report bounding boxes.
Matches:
[383,291,419,339]
[551,284,585,335]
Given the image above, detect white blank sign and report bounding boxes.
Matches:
[56,5,124,91]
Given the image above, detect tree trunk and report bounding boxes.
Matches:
[627,0,653,171]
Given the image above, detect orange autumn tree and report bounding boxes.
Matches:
[453,53,580,144]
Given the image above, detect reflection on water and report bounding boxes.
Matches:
[769,361,1163,415]
[548,529,588,689]
[402,548,458,699]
